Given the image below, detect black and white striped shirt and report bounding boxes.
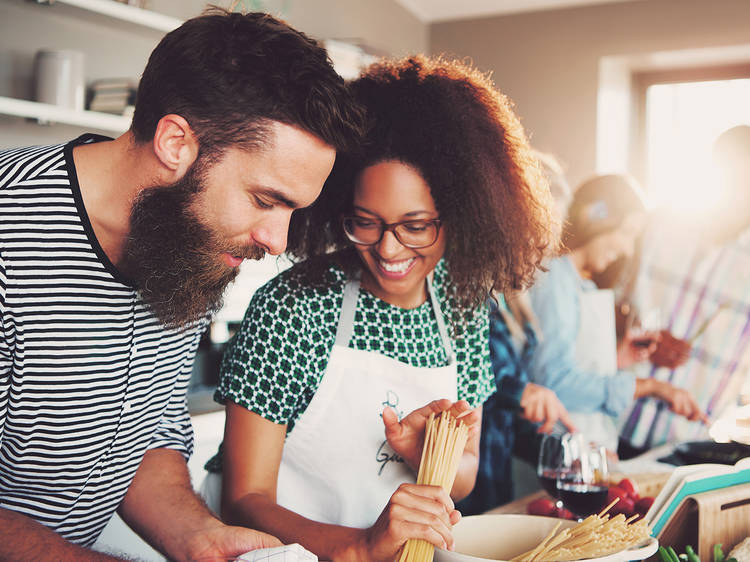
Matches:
[0,135,206,546]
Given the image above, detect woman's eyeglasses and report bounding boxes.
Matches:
[342,216,442,249]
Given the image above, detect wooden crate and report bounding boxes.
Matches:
[656,483,750,560]
[608,471,671,498]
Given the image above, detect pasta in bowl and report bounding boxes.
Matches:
[434,513,658,562]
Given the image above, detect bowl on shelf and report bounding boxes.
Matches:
[433,514,658,562]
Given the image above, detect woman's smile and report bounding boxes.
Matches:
[374,256,417,278]
[352,161,446,309]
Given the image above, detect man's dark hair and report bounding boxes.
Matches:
[131,8,364,157]
[287,55,557,313]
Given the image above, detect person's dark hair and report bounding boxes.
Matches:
[287,55,557,312]
[131,8,364,158]
[564,174,647,251]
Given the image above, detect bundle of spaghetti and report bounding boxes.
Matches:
[398,411,469,562]
[510,499,651,562]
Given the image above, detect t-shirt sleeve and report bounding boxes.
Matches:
[147,393,194,459]
[216,271,338,426]
[147,321,207,459]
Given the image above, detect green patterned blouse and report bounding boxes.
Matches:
[214,257,495,434]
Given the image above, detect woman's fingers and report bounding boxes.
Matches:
[393,483,455,514]
[386,503,454,549]
[369,483,458,554]
[669,391,708,423]
[382,406,403,439]
[388,519,453,550]
[522,384,576,434]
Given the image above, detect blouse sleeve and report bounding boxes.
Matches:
[215,270,340,427]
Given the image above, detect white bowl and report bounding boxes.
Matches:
[434,514,658,562]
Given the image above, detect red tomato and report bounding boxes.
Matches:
[606,486,629,506]
[635,496,655,514]
[610,496,635,517]
[617,478,640,500]
[555,506,576,520]
[527,497,556,517]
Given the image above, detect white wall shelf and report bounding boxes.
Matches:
[0,1,181,134]
[0,95,131,133]
[41,0,182,32]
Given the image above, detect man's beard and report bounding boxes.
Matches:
[119,162,265,329]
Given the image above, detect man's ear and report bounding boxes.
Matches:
[152,114,199,179]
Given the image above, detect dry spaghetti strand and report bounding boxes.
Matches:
[398,411,469,562]
[510,508,652,562]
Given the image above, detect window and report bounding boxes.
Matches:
[635,65,750,214]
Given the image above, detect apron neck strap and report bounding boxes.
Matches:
[334,273,455,365]
[427,275,455,364]
[334,277,361,347]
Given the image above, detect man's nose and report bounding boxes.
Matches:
[252,214,290,256]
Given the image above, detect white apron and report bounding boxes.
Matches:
[568,287,620,452]
[275,277,458,528]
[201,277,459,527]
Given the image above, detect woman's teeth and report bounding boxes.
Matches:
[379,258,415,273]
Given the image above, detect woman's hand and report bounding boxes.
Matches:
[519,383,577,434]
[382,399,480,473]
[617,330,660,368]
[635,379,709,424]
[655,381,708,423]
[650,330,692,369]
[357,483,460,562]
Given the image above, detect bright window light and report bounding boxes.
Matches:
[645,78,750,215]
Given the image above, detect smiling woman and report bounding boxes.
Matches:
[200,54,558,562]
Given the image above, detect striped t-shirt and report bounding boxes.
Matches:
[0,135,206,546]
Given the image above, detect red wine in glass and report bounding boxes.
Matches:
[538,469,560,498]
[537,434,565,502]
[557,482,608,517]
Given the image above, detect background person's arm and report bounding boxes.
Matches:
[528,261,636,417]
[633,378,708,423]
[0,508,125,561]
[519,383,577,433]
[221,401,457,562]
[118,448,280,562]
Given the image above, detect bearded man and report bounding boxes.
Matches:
[0,8,363,561]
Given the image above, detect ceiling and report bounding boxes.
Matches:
[393,0,638,23]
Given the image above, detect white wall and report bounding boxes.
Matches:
[430,0,750,188]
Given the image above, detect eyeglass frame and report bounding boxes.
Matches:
[341,215,443,249]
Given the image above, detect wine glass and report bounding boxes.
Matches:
[537,433,565,502]
[556,436,610,519]
[628,306,661,349]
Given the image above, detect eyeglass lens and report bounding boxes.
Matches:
[343,217,439,248]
